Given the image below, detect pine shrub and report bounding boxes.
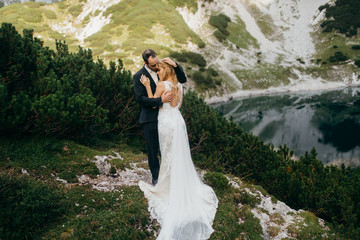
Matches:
[0,23,139,138]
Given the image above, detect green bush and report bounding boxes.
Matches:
[209,14,230,30]
[0,23,139,138]
[170,51,188,62]
[183,52,206,67]
[355,59,360,67]
[170,51,206,67]
[207,67,219,77]
[328,51,349,62]
[192,71,206,85]
[320,0,360,36]
[352,45,360,50]
[0,173,67,239]
[204,172,230,194]
[209,13,231,40]
[214,30,226,42]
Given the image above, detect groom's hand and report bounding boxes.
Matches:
[161,90,173,103]
[162,57,177,67]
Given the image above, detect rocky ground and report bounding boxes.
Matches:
[48,151,336,240]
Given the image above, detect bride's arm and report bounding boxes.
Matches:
[140,75,166,99]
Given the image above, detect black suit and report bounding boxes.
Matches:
[133,63,187,181]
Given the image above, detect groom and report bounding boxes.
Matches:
[133,49,187,185]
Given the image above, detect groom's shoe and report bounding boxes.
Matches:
[152,178,158,186]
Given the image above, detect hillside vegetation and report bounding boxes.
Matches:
[1,23,360,239]
[0,0,359,100]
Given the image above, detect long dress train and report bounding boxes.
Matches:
[139,81,218,240]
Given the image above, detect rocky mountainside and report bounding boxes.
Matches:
[0,0,359,101]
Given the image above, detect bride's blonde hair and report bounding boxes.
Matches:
[158,61,180,105]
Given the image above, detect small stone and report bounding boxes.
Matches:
[21,168,29,175]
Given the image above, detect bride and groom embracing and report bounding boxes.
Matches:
[133,49,218,240]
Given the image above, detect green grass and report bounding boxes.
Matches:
[0,0,204,72]
[313,31,360,65]
[103,0,204,53]
[227,16,259,49]
[248,4,277,39]
[168,0,198,13]
[68,5,83,18]
[205,174,264,240]
[0,135,153,239]
[0,136,144,183]
[0,136,340,239]
[42,186,153,240]
[287,211,337,239]
[233,64,293,90]
[0,3,75,50]
[0,171,154,240]
[43,9,57,20]
[0,136,102,182]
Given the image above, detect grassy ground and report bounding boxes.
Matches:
[0,135,340,239]
[233,63,293,90]
[227,16,259,50]
[246,3,279,41]
[0,136,155,240]
[313,31,360,65]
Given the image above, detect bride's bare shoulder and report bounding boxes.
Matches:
[157,81,166,89]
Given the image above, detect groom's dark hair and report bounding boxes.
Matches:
[142,49,157,64]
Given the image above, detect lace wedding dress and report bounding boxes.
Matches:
[139,81,218,240]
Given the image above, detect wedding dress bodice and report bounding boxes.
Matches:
[159,81,182,111]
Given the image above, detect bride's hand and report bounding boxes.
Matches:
[140,75,150,87]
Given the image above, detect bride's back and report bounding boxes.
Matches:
[163,81,182,108]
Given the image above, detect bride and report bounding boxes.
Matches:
[138,60,218,240]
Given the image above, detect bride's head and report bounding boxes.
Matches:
[157,60,181,104]
[157,61,178,84]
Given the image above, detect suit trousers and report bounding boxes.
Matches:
[142,121,160,181]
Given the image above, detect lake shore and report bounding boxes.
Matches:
[206,81,360,105]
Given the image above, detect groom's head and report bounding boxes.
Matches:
[143,49,159,71]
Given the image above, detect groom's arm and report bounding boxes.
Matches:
[173,63,187,84]
[133,73,163,108]
[163,57,187,84]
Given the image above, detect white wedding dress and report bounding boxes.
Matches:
[139,81,218,240]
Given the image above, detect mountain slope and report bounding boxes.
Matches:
[0,0,359,101]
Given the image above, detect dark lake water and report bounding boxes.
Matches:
[212,87,360,167]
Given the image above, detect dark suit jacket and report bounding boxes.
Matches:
[133,63,187,124]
